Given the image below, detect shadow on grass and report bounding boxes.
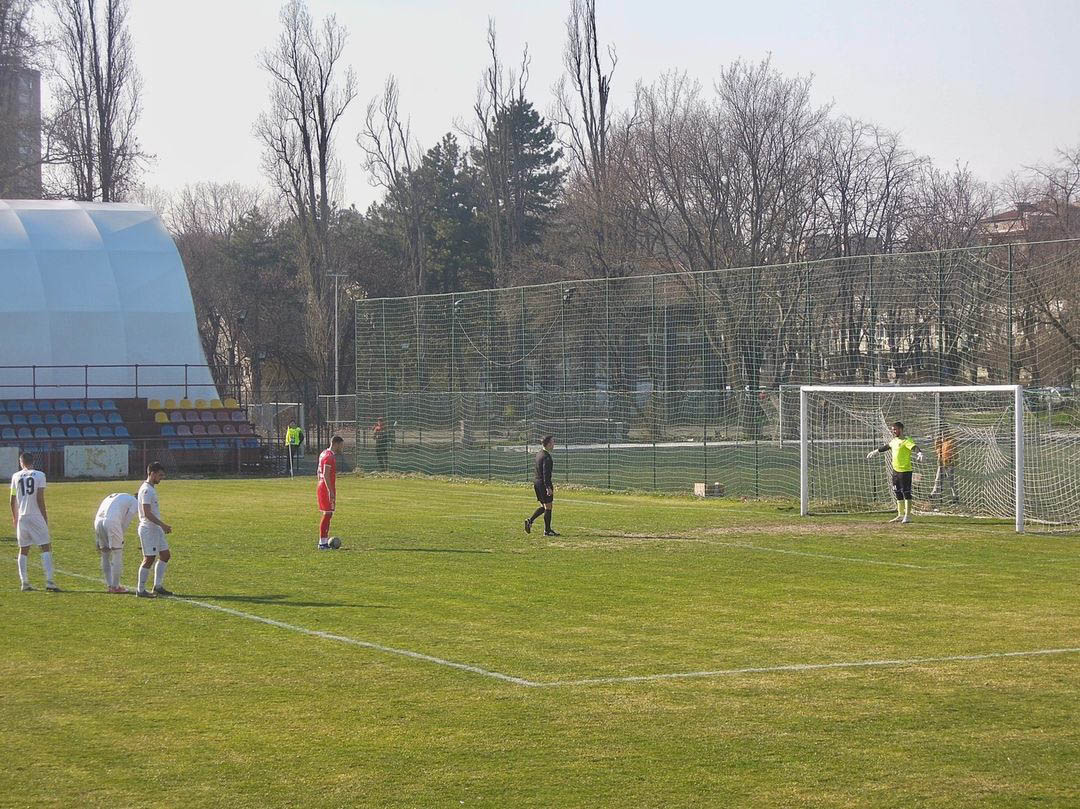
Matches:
[177,593,394,608]
[373,547,494,555]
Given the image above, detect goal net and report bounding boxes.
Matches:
[800,386,1029,531]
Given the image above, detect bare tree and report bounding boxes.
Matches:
[256,0,356,396]
[49,0,147,201]
[357,75,426,294]
[554,0,618,275]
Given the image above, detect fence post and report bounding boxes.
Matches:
[651,275,657,491]
[561,287,568,483]
[84,364,88,399]
[31,365,36,399]
[381,299,391,473]
[450,296,456,477]
[606,278,612,489]
[415,298,423,455]
[521,287,528,480]
[134,364,139,399]
[868,255,875,384]
[701,273,708,488]
[938,251,946,384]
[1007,243,1016,384]
[805,261,812,384]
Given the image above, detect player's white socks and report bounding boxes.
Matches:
[111,551,123,589]
[138,565,151,592]
[41,551,55,583]
[101,552,112,587]
[17,554,29,585]
[154,560,167,589]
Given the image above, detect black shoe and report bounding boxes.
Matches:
[544,530,560,537]
[45,582,61,592]
[136,589,156,599]
[524,519,532,534]
[153,585,173,596]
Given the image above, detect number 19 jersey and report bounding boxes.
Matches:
[10,469,47,520]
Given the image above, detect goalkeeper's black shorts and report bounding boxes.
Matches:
[891,470,913,500]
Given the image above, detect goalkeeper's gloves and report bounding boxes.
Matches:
[866,450,877,460]
[916,451,924,462]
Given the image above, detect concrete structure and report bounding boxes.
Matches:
[0,66,42,198]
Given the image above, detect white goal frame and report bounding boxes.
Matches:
[799,385,1025,533]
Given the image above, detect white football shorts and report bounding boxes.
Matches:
[94,518,125,550]
[137,523,168,556]
[16,516,51,548]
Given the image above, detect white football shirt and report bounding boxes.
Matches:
[10,469,47,520]
[97,493,139,529]
[137,481,161,527]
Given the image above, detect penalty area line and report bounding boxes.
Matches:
[534,647,1080,687]
[56,569,537,687]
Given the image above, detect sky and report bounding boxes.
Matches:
[125,0,1080,212]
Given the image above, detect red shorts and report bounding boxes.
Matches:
[317,483,333,512]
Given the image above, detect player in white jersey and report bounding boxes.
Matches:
[136,461,173,598]
[9,452,59,592]
[94,492,139,593]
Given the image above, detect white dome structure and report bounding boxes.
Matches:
[0,200,219,401]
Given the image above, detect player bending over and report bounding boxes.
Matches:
[94,492,139,593]
[525,435,559,537]
[10,452,60,592]
[136,462,173,598]
[866,421,924,524]
[317,435,344,550]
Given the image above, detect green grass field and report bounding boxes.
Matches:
[2,475,1078,808]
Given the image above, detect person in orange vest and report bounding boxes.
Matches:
[373,417,390,472]
[930,427,960,507]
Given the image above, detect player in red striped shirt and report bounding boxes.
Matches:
[316,435,344,550]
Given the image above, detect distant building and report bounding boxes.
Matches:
[982,201,1080,245]
[0,66,42,199]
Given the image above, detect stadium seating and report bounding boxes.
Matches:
[192,424,207,436]
[195,399,209,409]
[179,398,193,409]
[148,399,163,410]
[210,399,223,409]
[102,400,117,411]
[0,415,9,426]
[176,425,191,437]
[70,400,85,411]
[82,426,97,438]
[161,425,176,437]
[98,426,114,438]
[36,400,52,412]
[28,414,43,425]
[114,426,130,438]
[154,411,169,424]
[183,411,200,422]
[49,426,64,439]
[33,427,48,439]
[76,413,91,425]
[86,400,101,411]
[107,412,122,424]
[12,414,27,425]
[60,413,75,425]
[170,411,185,423]
[223,397,239,409]
[65,427,81,439]
[54,400,69,411]
[200,411,215,422]
[164,399,177,410]
[17,427,31,439]
[20,400,36,411]
[1,427,15,440]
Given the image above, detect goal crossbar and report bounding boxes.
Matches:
[799,385,1025,533]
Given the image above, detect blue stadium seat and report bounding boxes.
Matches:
[81,426,98,437]
[44,414,58,425]
[4,401,21,412]
[231,410,246,422]
[243,438,259,449]
[161,425,176,437]
[102,399,117,411]
[86,400,101,411]
[69,400,85,411]
[37,400,53,412]
[53,400,69,411]
[0,415,9,426]
[28,414,43,425]
[197,438,213,449]
[114,426,130,438]
[168,440,184,451]
[214,439,232,450]
[91,412,107,424]
[11,414,27,426]
[33,427,49,439]
[106,412,122,424]
[17,427,32,439]
[75,413,91,425]
[49,426,65,439]
[98,426,114,438]
[20,400,37,412]
[60,413,75,425]
[183,439,198,450]
[65,426,81,439]
[1,427,15,441]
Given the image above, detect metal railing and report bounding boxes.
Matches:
[0,363,242,402]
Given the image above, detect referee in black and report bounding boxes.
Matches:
[525,435,559,536]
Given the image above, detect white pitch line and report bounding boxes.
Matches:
[56,569,537,687]
[534,648,1080,687]
[710,541,931,569]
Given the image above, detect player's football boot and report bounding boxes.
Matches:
[20,582,34,591]
[524,519,532,534]
[153,585,173,596]
[109,585,130,594]
[544,530,561,537]
[45,582,62,592]
[135,589,156,599]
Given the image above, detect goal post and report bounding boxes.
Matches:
[799,385,1025,533]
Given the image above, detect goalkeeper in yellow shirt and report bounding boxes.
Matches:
[866,421,924,524]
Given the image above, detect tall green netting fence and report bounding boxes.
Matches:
[354,240,1079,527]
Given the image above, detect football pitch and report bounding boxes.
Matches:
[2,475,1078,808]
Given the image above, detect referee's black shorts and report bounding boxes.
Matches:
[891,470,913,500]
[534,482,553,505]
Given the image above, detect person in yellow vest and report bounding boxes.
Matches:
[930,428,959,507]
[284,420,304,474]
[866,421,924,524]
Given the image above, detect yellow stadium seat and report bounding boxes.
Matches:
[148,399,162,410]
[223,397,239,409]
[163,399,177,410]
[179,398,193,409]
[195,399,208,409]
[154,411,169,424]
[210,399,223,409]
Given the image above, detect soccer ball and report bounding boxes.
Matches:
[329,536,342,549]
